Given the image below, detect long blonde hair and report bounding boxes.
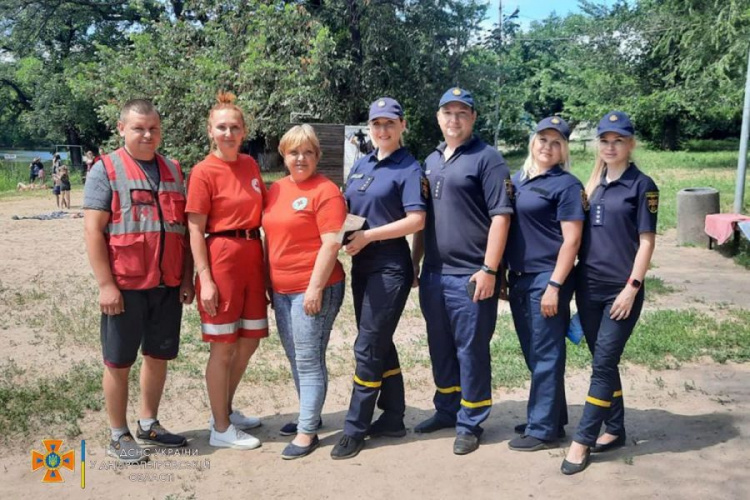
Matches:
[584,136,636,197]
[520,131,571,181]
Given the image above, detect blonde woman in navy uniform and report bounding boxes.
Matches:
[562,111,658,475]
[331,97,427,459]
[505,116,584,452]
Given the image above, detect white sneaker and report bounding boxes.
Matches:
[209,410,261,431]
[209,424,261,450]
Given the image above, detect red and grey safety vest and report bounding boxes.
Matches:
[102,148,187,290]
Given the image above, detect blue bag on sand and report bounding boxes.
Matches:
[567,313,584,345]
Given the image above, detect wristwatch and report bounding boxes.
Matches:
[628,278,642,289]
[480,264,497,276]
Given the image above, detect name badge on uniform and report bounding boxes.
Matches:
[592,203,604,226]
[358,175,375,192]
[350,173,364,179]
[433,176,445,199]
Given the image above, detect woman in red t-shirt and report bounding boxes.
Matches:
[186,92,267,450]
[263,124,347,459]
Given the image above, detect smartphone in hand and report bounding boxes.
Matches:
[465,280,476,300]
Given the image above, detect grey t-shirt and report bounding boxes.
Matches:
[83,156,161,211]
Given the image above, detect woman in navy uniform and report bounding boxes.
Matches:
[331,97,427,459]
[505,117,584,452]
[561,111,658,475]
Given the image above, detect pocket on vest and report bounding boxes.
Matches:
[162,192,186,225]
[109,235,146,277]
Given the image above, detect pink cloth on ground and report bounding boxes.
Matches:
[704,213,750,245]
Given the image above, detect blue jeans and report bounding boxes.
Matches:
[273,281,344,435]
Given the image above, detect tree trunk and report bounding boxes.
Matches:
[661,116,680,151]
[66,125,83,171]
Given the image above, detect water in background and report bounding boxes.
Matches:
[0,150,69,162]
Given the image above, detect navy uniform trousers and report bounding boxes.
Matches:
[574,276,645,447]
[419,270,499,437]
[343,239,413,440]
[508,270,571,441]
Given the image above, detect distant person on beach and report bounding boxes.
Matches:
[59,164,71,209]
[52,170,62,207]
[29,157,43,183]
[52,153,62,174]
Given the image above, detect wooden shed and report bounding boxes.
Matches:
[300,123,344,185]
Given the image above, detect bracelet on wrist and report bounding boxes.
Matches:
[548,280,562,289]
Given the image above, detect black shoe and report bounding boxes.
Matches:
[367,419,407,438]
[136,420,187,447]
[330,435,364,460]
[414,414,454,434]
[591,433,626,453]
[279,418,323,437]
[281,435,320,460]
[453,434,479,455]
[514,423,566,439]
[561,449,591,475]
[508,434,557,452]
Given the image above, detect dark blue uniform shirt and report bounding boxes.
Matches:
[423,135,513,274]
[505,165,586,273]
[344,147,426,229]
[578,163,659,284]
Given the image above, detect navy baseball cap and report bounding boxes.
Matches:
[369,97,404,121]
[439,87,475,109]
[597,111,634,137]
[535,116,571,140]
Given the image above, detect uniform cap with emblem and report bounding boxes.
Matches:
[438,87,475,109]
[597,110,634,137]
[535,116,571,140]
[368,97,404,121]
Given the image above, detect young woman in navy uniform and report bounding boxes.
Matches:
[505,117,585,452]
[562,111,659,474]
[331,97,427,459]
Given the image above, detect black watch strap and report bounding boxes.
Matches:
[480,264,497,276]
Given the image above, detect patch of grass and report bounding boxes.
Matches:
[645,275,675,296]
[490,308,750,388]
[623,309,750,367]
[0,360,103,438]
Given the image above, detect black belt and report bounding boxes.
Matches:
[209,228,261,240]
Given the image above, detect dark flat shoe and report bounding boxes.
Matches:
[330,435,364,460]
[453,434,479,455]
[561,449,591,475]
[414,414,454,434]
[508,434,557,452]
[591,433,626,453]
[279,418,323,437]
[367,419,407,438]
[281,435,320,460]
[513,423,566,439]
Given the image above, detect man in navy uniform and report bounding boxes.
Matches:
[412,87,513,455]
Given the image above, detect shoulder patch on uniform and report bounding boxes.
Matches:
[646,191,659,214]
[581,189,590,211]
[505,178,514,201]
[421,176,430,200]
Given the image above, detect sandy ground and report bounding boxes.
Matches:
[0,190,748,499]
